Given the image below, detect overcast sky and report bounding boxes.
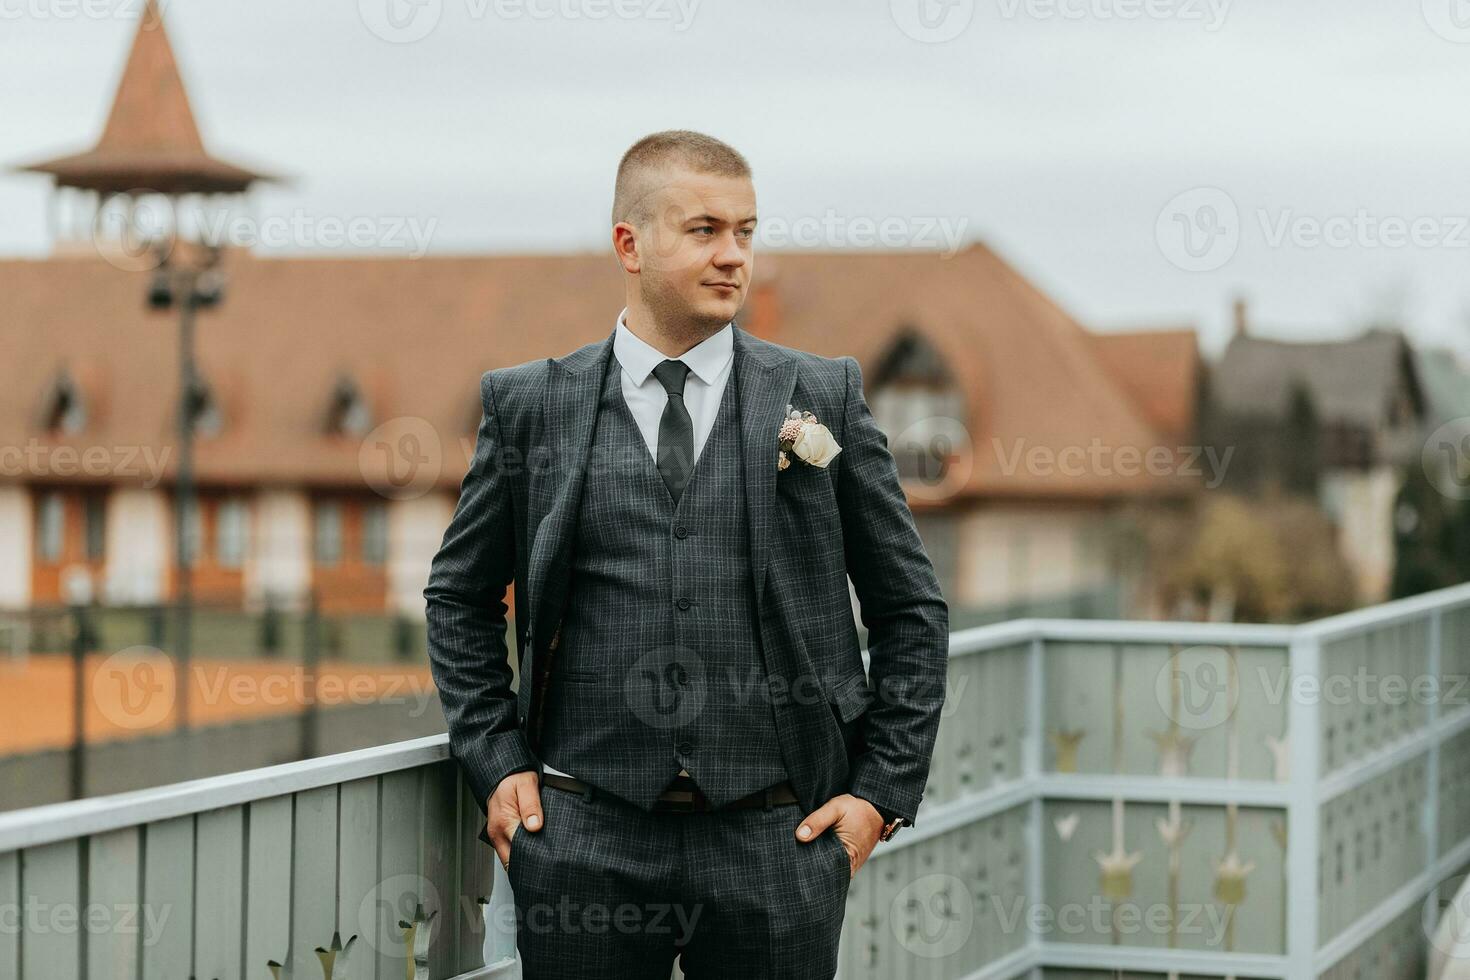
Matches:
[2,0,1468,356]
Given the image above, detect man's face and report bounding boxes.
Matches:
[627,166,756,330]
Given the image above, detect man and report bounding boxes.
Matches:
[424,130,948,978]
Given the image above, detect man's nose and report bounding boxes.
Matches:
[713,232,747,269]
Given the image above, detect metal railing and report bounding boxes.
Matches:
[4,583,1470,979]
[0,736,506,980]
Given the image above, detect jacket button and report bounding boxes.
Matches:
[676,596,691,610]
[677,740,693,755]
[674,524,688,538]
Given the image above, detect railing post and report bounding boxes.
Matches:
[1425,609,1442,875]
[1286,627,1322,978]
[1024,632,1045,780]
[1025,631,1045,964]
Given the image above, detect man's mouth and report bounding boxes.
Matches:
[704,282,739,292]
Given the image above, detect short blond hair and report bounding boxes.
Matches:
[611,130,752,226]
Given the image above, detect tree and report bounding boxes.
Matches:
[1124,490,1356,622]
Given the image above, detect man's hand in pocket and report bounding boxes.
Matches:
[489,770,544,869]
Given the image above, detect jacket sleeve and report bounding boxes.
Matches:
[836,355,950,826]
[424,369,538,819]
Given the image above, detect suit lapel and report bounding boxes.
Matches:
[734,324,798,604]
[525,328,615,645]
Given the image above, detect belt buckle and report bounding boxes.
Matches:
[680,784,714,813]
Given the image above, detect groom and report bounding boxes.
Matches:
[424,130,948,978]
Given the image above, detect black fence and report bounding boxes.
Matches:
[8,591,431,665]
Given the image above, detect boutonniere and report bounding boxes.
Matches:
[777,404,842,471]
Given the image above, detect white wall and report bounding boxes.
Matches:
[103,487,169,604]
[246,489,312,610]
[955,505,1114,607]
[0,485,31,609]
[389,492,455,617]
[1320,465,1402,604]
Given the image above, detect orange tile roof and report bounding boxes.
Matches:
[0,245,1199,501]
[1088,327,1201,443]
[763,247,1201,499]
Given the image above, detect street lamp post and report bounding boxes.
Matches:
[6,0,277,764]
[148,244,225,732]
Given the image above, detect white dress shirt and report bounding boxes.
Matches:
[540,310,735,783]
[612,309,735,467]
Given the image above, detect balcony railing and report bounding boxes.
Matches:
[4,583,1470,979]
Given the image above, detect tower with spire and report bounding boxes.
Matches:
[13,0,276,259]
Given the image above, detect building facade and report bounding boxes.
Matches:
[1,2,1203,619]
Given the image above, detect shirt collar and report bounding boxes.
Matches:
[614,309,734,387]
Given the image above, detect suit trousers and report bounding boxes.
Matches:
[504,778,852,978]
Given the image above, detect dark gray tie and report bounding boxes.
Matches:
[652,359,694,503]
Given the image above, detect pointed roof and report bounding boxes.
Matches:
[1213,327,1425,428]
[15,0,274,194]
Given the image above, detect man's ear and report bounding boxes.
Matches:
[613,222,641,274]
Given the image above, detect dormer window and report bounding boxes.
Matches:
[40,368,87,435]
[325,375,373,437]
[184,376,223,437]
[869,329,965,483]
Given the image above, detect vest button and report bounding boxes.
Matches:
[674,524,688,539]
[677,740,693,755]
[676,596,691,610]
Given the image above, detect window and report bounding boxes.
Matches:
[184,378,224,438]
[326,376,373,437]
[44,376,86,434]
[362,501,388,565]
[36,492,63,562]
[83,494,106,561]
[869,329,965,485]
[216,497,249,568]
[314,501,342,565]
[874,386,964,482]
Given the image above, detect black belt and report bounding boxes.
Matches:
[542,772,798,813]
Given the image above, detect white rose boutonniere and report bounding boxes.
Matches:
[777,404,842,471]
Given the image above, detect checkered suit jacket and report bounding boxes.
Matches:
[424,322,949,828]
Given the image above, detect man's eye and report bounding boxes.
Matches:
[738,227,755,239]
[692,226,714,235]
